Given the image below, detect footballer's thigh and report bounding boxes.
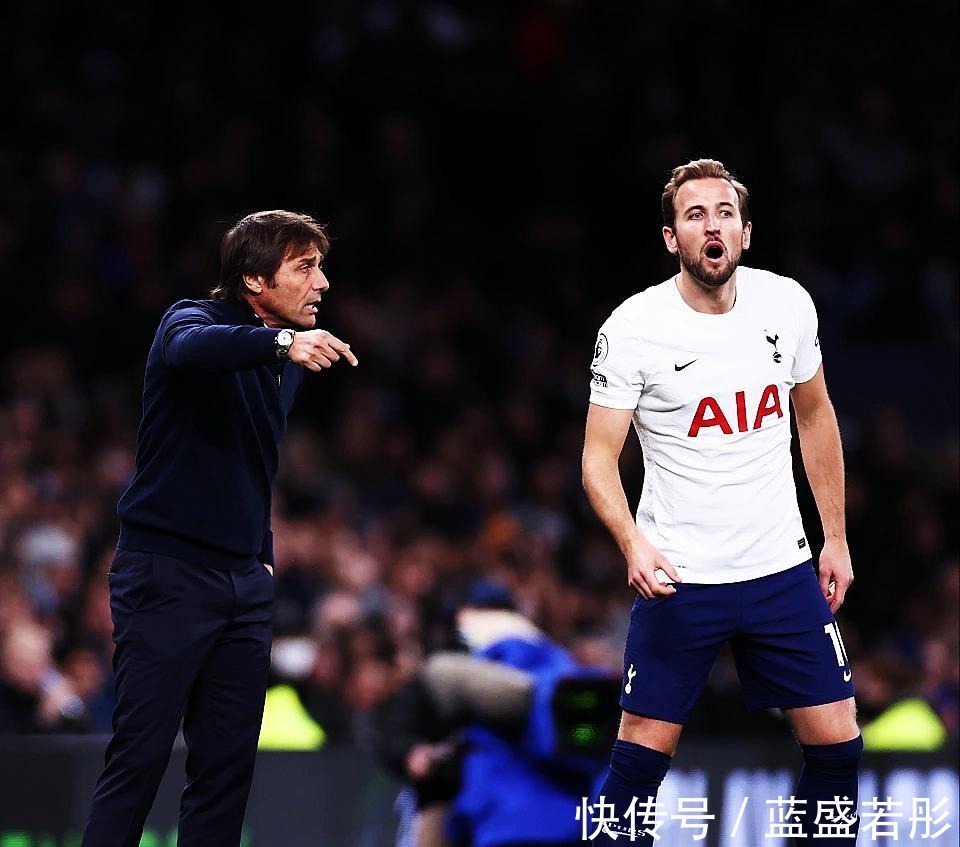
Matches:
[618,581,738,754]
[784,697,859,745]
[732,562,857,720]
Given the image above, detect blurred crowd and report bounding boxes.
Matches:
[1,1,957,748]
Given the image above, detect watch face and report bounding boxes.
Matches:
[278,329,294,346]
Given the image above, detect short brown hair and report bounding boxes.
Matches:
[212,210,330,301]
[661,159,750,229]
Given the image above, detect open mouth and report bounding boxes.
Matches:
[306,299,321,313]
[705,241,725,260]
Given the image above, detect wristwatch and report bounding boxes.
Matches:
[275,328,296,361]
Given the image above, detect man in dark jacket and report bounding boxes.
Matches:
[82,210,357,847]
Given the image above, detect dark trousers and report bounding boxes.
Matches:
[82,550,273,847]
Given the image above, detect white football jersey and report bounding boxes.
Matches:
[589,266,822,584]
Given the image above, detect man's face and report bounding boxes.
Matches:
[662,178,751,288]
[246,243,329,329]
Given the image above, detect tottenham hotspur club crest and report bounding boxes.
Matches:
[765,330,782,363]
[624,664,637,694]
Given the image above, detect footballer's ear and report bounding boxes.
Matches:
[662,226,679,255]
[741,221,752,250]
[242,274,265,294]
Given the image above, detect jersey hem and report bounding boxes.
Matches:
[667,553,812,585]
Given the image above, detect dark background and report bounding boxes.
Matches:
[1,0,957,755]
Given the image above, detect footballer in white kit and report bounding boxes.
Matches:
[589,266,853,720]
[583,160,861,847]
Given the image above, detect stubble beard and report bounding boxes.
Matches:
[679,245,742,289]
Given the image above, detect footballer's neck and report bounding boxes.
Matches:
[677,269,738,315]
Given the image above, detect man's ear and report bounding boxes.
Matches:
[243,274,264,295]
[662,226,679,255]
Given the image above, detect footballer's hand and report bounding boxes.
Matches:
[289,329,359,371]
[626,537,681,600]
[818,537,853,614]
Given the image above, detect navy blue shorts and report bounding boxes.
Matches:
[619,561,855,723]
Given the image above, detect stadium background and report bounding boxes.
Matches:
[0,1,957,844]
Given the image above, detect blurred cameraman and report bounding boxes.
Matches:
[379,580,618,847]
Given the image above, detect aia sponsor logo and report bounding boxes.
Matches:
[688,384,783,437]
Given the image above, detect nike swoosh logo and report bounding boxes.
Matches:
[674,359,698,371]
[843,670,852,682]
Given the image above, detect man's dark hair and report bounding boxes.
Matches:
[212,210,330,301]
[661,159,750,230]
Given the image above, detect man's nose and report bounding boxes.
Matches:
[316,270,330,291]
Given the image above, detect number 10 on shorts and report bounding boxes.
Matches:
[824,622,851,679]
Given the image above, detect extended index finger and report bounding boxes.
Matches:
[331,337,358,366]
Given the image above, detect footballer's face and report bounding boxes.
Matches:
[662,178,751,288]
[243,243,329,329]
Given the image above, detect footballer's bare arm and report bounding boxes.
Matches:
[583,403,680,599]
[792,366,852,613]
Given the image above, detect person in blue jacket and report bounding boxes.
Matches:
[82,210,358,847]
[382,581,619,847]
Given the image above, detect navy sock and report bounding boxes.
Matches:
[794,735,863,844]
[591,740,672,845]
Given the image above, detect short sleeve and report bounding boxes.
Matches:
[792,287,822,383]
[588,312,645,409]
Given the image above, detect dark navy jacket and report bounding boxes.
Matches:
[117,298,302,570]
